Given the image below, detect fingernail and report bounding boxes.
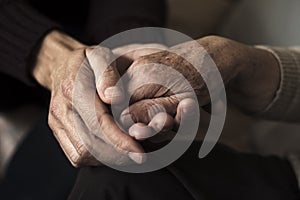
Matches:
[129,123,153,140]
[129,152,146,164]
[120,109,134,129]
[104,86,122,99]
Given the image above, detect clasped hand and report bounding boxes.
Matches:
[34,32,280,167]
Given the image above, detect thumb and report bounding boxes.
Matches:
[86,47,124,104]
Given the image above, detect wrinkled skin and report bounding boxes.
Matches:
[34,31,280,166]
[47,47,152,166]
[113,44,199,142]
[119,36,280,141]
[38,39,176,166]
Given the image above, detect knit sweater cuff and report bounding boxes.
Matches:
[255,46,300,121]
[0,1,59,85]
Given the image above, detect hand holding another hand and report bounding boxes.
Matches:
[32,31,280,167]
[117,36,281,142]
[33,31,146,167]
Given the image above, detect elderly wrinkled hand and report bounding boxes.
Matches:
[33,31,146,167]
[32,31,280,167]
[114,43,201,141]
[118,36,281,142]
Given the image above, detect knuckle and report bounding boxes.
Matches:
[77,142,89,157]
[201,35,229,49]
[202,35,219,41]
[49,101,61,119]
[99,68,117,87]
[131,58,148,68]
[69,152,81,168]
[128,110,138,123]
[71,148,98,167]
[98,46,111,55]
[61,79,74,100]
[103,65,116,75]
[132,102,152,123]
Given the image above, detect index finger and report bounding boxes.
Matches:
[72,55,146,164]
[86,47,124,105]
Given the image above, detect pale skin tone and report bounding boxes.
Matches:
[33,31,177,166]
[33,31,280,167]
[33,31,145,166]
[116,36,280,141]
[123,36,280,124]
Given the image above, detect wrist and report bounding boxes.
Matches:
[32,30,85,90]
[231,45,281,113]
[197,36,281,113]
[251,46,281,110]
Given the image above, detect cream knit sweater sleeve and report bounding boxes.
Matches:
[255,46,300,122]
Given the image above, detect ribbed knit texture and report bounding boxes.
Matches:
[256,46,300,122]
[0,0,59,85]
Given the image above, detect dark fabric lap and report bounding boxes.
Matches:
[68,142,300,200]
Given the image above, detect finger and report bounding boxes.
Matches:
[175,98,198,126]
[86,47,124,104]
[73,58,146,164]
[120,96,179,129]
[147,112,175,143]
[70,110,135,166]
[48,96,93,167]
[74,91,146,164]
[50,97,85,154]
[128,123,154,140]
[94,95,146,164]
[51,112,135,167]
[148,112,174,133]
[129,112,174,142]
[50,92,136,166]
[48,115,99,167]
[128,113,174,141]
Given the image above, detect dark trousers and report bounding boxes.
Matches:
[1,113,300,200]
[69,142,300,200]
